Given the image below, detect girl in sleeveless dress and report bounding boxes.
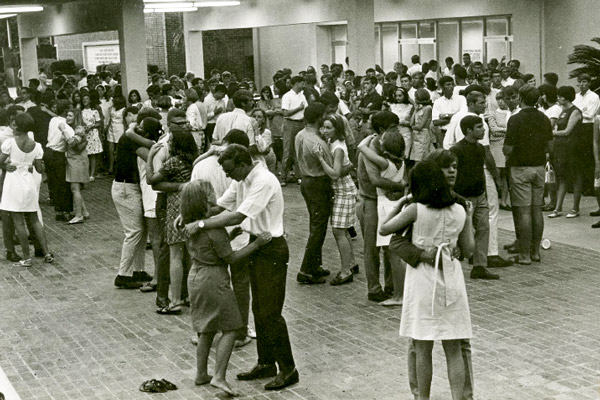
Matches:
[81,92,104,181]
[385,87,413,158]
[0,114,53,267]
[381,161,474,400]
[315,114,358,285]
[65,109,90,224]
[409,88,433,168]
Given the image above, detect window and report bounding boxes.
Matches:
[331,25,348,66]
[375,16,511,71]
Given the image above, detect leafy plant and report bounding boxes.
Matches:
[567,37,600,90]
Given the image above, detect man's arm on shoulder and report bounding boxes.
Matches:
[363,157,405,191]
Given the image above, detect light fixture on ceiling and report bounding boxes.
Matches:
[0,14,17,19]
[193,1,240,6]
[145,2,195,8]
[144,7,198,13]
[0,6,44,13]
[142,0,240,11]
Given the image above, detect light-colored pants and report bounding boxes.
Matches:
[485,169,499,256]
[465,193,489,267]
[112,181,147,277]
[282,119,304,178]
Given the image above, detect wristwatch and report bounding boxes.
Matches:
[197,220,205,230]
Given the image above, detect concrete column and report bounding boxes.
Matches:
[19,38,38,86]
[346,0,375,74]
[252,27,261,87]
[185,30,204,79]
[116,0,148,98]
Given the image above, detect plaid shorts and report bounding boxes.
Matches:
[331,175,358,229]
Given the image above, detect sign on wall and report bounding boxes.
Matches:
[82,40,120,72]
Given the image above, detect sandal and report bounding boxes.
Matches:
[44,253,54,263]
[14,258,32,267]
[160,379,177,391]
[156,303,183,315]
[139,379,167,393]
[548,211,562,218]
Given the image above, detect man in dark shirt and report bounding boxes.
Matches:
[26,91,54,149]
[451,115,499,280]
[357,76,383,141]
[503,85,553,265]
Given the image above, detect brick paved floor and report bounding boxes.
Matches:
[1,177,600,400]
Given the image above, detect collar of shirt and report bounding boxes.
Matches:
[233,108,248,116]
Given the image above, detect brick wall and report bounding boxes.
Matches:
[202,28,254,81]
[164,13,186,76]
[54,13,168,73]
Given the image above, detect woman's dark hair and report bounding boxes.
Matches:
[112,95,126,111]
[55,99,72,117]
[251,108,267,131]
[14,113,35,133]
[128,89,141,105]
[170,130,198,166]
[218,143,253,168]
[157,95,172,110]
[0,110,9,126]
[83,90,100,108]
[180,180,216,225]
[140,117,163,142]
[522,74,535,83]
[323,113,346,142]
[410,160,456,209]
[380,129,406,163]
[371,110,399,134]
[260,86,273,101]
[71,90,82,107]
[389,86,410,105]
[538,84,557,104]
[557,86,576,102]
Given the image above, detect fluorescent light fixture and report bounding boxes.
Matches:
[144,0,189,2]
[0,14,17,19]
[194,1,240,6]
[0,6,43,13]
[144,6,198,12]
[144,2,194,7]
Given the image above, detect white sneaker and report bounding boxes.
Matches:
[380,298,403,307]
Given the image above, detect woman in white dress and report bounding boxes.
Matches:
[0,113,53,267]
[381,160,474,400]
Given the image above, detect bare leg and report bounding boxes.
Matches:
[414,340,434,400]
[210,330,239,396]
[89,154,96,178]
[381,247,405,305]
[169,243,185,306]
[71,183,83,217]
[108,142,115,173]
[554,179,566,212]
[195,332,215,385]
[442,340,465,400]
[11,213,31,259]
[572,173,582,212]
[332,228,353,277]
[346,230,357,267]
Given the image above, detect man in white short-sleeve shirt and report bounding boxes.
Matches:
[182,145,298,390]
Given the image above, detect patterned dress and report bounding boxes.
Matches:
[81,108,103,155]
[330,140,358,229]
[159,156,192,245]
[409,105,433,162]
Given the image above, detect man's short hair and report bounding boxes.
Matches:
[304,102,326,124]
[460,115,482,134]
[463,85,486,97]
[222,71,231,78]
[445,57,454,64]
[411,55,420,64]
[543,72,559,86]
[55,99,71,116]
[218,144,253,167]
[557,86,576,102]
[454,66,468,80]
[365,68,376,74]
[214,84,227,94]
[366,76,378,85]
[400,74,411,82]
[137,107,162,124]
[438,76,454,87]
[519,85,540,107]
[223,129,250,148]
[232,89,254,108]
[465,91,485,106]
[371,111,399,134]
[538,84,558,103]
[345,70,355,77]
[290,76,304,86]
[578,73,591,82]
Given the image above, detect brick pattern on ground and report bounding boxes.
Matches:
[1,177,599,400]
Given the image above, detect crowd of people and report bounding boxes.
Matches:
[0,50,599,398]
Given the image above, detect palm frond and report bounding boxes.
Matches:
[568,39,600,82]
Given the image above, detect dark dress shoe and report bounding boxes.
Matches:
[133,271,153,282]
[592,220,600,228]
[487,255,513,268]
[296,272,326,284]
[383,285,394,298]
[156,296,170,309]
[368,291,390,302]
[6,251,22,262]
[470,266,500,280]
[590,210,600,217]
[264,368,299,390]
[313,266,331,277]
[350,264,359,274]
[114,275,143,289]
[237,364,277,381]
